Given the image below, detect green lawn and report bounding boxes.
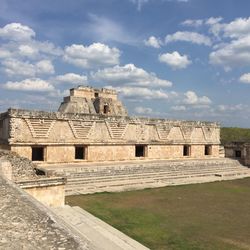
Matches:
[66,178,250,250]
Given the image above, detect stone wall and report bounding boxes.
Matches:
[17,178,65,207]
[224,142,250,166]
[1,108,220,163]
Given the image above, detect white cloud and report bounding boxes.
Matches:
[205,17,223,26]
[107,86,169,100]
[181,19,203,28]
[92,64,172,87]
[1,58,55,77]
[55,73,88,85]
[134,106,153,114]
[209,35,250,69]
[184,91,212,105]
[165,31,212,46]
[3,78,54,92]
[223,17,250,38]
[0,39,62,61]
[36,60,54,74]
[2,59,36,77]
[239,73,250,84]
[159,51,191,69]
[64,43,120,69]
[144,36,162,48]
[0,23,35,41]
[18,44,39,58]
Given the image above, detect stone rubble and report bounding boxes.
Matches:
[0,149,40,181]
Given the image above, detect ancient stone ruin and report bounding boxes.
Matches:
[0,85,220,163]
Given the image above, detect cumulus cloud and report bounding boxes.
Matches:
[0,23,35,41]
[2,59,36,77]
[239,73,250,84]
[1,59,55,77]
[3,78,54,92]
[64,43,120,69]
[165,31,212,46]
[181,19,203,28]
[18,44,39,58]
[144,36,162,48]
[54,73,88,85]
[36,60,55,74]
[159,51,191,69]
[92,64,172,87]
[223,17,250,38]
[205,17,223,26]
[107,86,169,100]
[209,35,250,69]
[183,91,212,105]
[0,40,62,60]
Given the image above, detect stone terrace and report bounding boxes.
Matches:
[42,158,250,195]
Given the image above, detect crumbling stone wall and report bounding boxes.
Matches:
[0,150,38,181]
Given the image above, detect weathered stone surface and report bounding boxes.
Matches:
[42,158,250,195]
[224,142,250,166]
[0,150,38,181]
[0,176,89,250]
[0,86,220,163]
[58,86,128,116]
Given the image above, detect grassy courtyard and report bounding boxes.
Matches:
[66,178,250,250]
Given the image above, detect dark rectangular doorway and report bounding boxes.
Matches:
[205,145,212,155]
[235,150,241,158]
[32,147,44,161]
[135,145,145,157]
[183,145,191,156]
[75,146,85,160]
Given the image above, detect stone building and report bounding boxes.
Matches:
[224,141,250,166]
[0,86,220,163]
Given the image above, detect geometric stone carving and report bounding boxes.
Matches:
[181,126,194,140]
[25,119,55,138]
[202,126,213,141]
[136,123,149,141]
[105,121,128,139]
[191,127,205,141]
[156,124,172,140]
[68,120,95,139]
[168,126,184,141]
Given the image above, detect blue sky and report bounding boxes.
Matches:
[1,0,250,127]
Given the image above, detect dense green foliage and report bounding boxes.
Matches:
[221,127,250,144]
[67,178,250,250]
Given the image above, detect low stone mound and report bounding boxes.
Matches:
[0,150,39,181]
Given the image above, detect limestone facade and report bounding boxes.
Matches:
[224,142,250,166]
[0,86,220,163]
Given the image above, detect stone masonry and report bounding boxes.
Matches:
[0,86,220,163]
[0,175,89,250]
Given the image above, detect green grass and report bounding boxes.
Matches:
[66,178,250,250]
[221,127,250,144]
